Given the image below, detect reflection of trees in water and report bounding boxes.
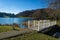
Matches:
[0,24,12,26]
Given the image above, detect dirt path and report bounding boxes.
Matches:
[0,28,34,40]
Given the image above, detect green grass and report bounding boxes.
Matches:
[57,20,60,26]
[4,32,58,40]
[0,26,21,32]
[0,26,13,32]
[0,26,58,40]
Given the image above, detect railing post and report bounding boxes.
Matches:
[28,20,30,29]
[38,21,40,31]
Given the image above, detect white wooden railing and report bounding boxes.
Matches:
[28,20,57,31]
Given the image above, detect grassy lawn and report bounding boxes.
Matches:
[4,32,58,40]
[0,26,13,32]
[0,26,58,40]
[0,26,20,32]
[57,20,60,26]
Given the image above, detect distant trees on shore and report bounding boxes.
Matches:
[0,23,19,27]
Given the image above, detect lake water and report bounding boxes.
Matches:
[0,18,33,28]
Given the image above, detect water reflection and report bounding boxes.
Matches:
[0,18,33,28]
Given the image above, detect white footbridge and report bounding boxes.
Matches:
[28,20,57,31]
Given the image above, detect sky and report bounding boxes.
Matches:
[0,0,55,14]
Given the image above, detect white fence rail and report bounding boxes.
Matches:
[28,20,57,31]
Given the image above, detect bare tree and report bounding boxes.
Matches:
[48,0,60,20]
[48,0,60,10]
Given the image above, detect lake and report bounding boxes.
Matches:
[0,18,33,28]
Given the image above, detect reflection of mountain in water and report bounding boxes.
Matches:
[38,25,60,38]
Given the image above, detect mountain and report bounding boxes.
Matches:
[16,10,34,17]
[16,8,60,19]
[0,12,15,17]
[0,8,60,19]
